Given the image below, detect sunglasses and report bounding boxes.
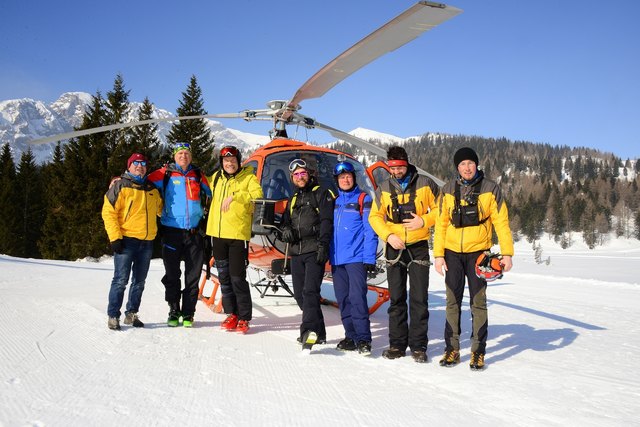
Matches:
[132,160,147,166]
[292,171,308,178]
[289,159,307,173]
[220,146,239,157]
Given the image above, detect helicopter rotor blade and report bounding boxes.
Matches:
[311,118,445,186]
[285,1,462,114]
[27,112,267,145]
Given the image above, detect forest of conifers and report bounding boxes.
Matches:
[1,74,638,260]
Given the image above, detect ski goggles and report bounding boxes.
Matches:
[131,160,147,166]
[333,162,355,176]
[220,146,239,157]
[173,142,191,154]
[288,158,307,173]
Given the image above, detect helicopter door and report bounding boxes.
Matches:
[366,161,391,190]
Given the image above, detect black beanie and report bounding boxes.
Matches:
[453,147,479,167]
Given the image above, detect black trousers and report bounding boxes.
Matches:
[161,228,203,316]
[290,252,326,340]
[212,237,252,321]
[385,240,430,352]
[443,249,488,354]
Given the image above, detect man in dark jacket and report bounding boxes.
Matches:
[280,158,334,351]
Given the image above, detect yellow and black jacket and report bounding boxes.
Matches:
[102,173,163,242]
[206,166,263,241]
[433,171,514,257]
[369,165,439,245]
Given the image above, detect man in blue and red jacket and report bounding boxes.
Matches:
[148,142,211,327]
[329,161,378,356]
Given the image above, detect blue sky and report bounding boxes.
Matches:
[1,0,639,159]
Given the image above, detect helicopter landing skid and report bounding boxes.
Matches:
[248,267,294,299]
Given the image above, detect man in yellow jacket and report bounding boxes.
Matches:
[102,153,163,330]
[206,146,263,333]
[369,146,439,363]
[434,147,514,371]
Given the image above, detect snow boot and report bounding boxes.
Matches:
[167,303,180,327]
[221,314,238,330]
[235,320,250,334]
[470,352,485,371]
[357,341,372,356]
[108,317,121,330]
[336,338,357,351]
[411,350,428,363]
[439,350,460,367]
[297,336,327,345]
[124,312,144,328]
[382,347,406,360]
[301,331,318,352]
[182,315,194,328]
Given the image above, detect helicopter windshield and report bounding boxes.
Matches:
[260,151,374,201]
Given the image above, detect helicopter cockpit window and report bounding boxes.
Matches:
[244,160,259,176]
[260,151,374,201]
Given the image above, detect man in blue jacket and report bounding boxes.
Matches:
[148,142,212,327]
[329,161,378,355]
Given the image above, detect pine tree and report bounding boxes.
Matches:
[131,97,162,168]
[167,75,216,173]
[15,148,45,258]
[39,144,70,259]
[105,74,133,178]
[0,143,19,255]
[61,93,111,259]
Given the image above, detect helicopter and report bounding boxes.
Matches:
[30,1,463,312]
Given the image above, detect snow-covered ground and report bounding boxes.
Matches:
[1,235,639,426]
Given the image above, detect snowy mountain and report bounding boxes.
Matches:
[0,92,272,164]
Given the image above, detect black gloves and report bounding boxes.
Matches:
[111,239,123,254]
[316,243,329,265]
[281,226,297,243]
[365,263,377,278]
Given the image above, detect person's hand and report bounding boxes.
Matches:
[387,234,405,250]
[316,243,329,265]
[500,255,513,272]
[221,195,233,212]
[111,239,123,254]
[280,227,297,243]
[434,257,447,276]
[402,212,424,231]
[109,177,121,189]
[364,263,377,279]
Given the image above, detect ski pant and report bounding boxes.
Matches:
[332,263,371,343]
[385,240,430,352]
[107,237,153,318]
[161,227,204,317]
[212,237,252,321]
[291,252,326,340]
[443,249,488,354]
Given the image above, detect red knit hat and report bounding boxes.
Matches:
[127,153,147,168]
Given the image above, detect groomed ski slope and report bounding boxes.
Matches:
[0,236,639,426]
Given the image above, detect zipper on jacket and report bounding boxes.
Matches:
[124,200,133,222]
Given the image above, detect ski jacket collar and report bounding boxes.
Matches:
[457,169,484,186]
